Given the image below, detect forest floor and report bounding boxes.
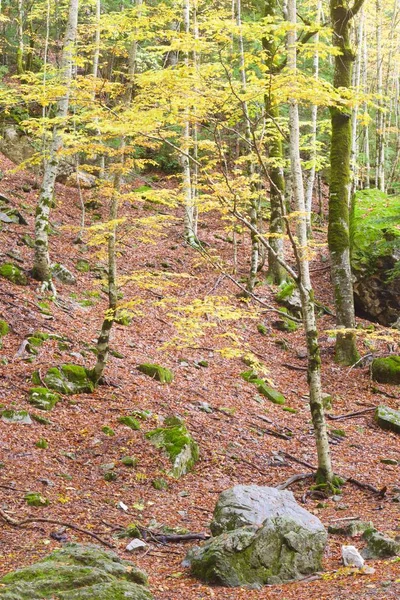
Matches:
[0,152,399,600]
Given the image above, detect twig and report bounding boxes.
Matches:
[279,452,315,470]
[0,509,114,548]
[253,423,292,441]
[346,478,380,495]
[327,407,376,421]
[329,516,360,522]
[276,473,314,490]
[282,363,308,372]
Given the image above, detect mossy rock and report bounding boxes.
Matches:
[0,320,9,336]
[51,263,76,285]
[137,363,174,384]
[24,492,49,507]
[76,259,90,273]
[121,456,138,467]
[371,356,400,384]
[146,416,199,478]
[0,263,28,285]
[118,416,141,430]
[1,410,32,425]
[351,190,400,326]
[28,387,60,411]
[43,364,95,395]
[361,528,400,559]
[0,543,153,599]
[35,438,48,449]
[241,371,285,405]
[375,405,400,434]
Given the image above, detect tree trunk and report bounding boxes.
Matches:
[328,0,364,365]
[33,0,79,284]
[263,0,286,285]
[287,0,333,483]
[350,9,363,195]
[16,0,24,74]
[375,0,385,191]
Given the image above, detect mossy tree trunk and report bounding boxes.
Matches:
[16,0,24,75]
[287,0,333,483]
[328,0,365,365]
[263,0,287,285]
[33,0,79,284]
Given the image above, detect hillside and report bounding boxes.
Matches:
[0,152,399,600]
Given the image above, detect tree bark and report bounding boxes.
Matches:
[16,0,24,74]
[328,0,364,365]
[33,0,79,283]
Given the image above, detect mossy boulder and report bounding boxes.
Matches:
[146,416,199,478]
[0,263,28,285]
[24,492,49,507]
[28,387,60,411]
[351,190,400,326]
[118,416,141,430]
[42,364,95,395]
[275,281,302,317]
[1,410,32,425]
[0,543,153,599]
[371,356,400,384]
[76,259,90,273]
[51,263,77,285]
[186,485,327,587]
[361,528,400,559]
[375,405,400,434]
[137,363,174,383]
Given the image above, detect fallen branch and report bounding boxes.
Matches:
[346,478,381,495]
[279,452,315,470]
[253,423,292,441]
[276,473,314,490]
[327,407,376,421]
[282,363,308,372]
[140,529,210,544]
[0,509,114,548]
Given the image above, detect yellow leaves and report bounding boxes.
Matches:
[57,495,71,504]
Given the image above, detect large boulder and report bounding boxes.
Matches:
[351,190,400,326]
[0,543,153,599]
[186,485,327,587]
[371,356,400,384]
[39,364,95,395]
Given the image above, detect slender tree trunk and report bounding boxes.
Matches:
[16,0,24,74]
[375,0,385,191]
[361,15,370,188]
[91,169,120,383]
[328,0,364,365]
[305,0,321,237]
[33,0,79,284]
[350,9,363,195]
[287,0,333,483]
[264,0,286,285]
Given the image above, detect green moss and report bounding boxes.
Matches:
[0,262,28,285]
[121,456,138,467]
[24,492,49,507]
[137,363,174,384]
[35,438,48,449]
[275,281,296,303]
[31,413,51,425]
[152,478,168,490]
[375,405,400,434]
[240,369,259,383]
[102,426,115,436]
[76,259,90,272]
[104,471,117,482]
[257,324,268,335]
[1,409,32,424]
[146,416,199,478]
[43,364,95,395]
[256,381,285,405]
[0,320,9,336]
[118,416,141,430]
[371,356,400,384]
[28,387,60,411]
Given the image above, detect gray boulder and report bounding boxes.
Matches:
[186,485,327,587]
[0,543,153,600]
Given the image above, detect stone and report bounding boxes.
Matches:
[137,363,174,383]
[275,281,302,316]
[121,456,138,467]
[28,387,60,411]
[118,416,141,430]
[0,543,153,599]
[76,259,91,272]
[351,190,400,326]
[65,170,97,189]
[375,405,400,434]
[341,545,364,568]
[328,520,373,537]
[126,539,148,552]
[24,492,50,507]
[361,528,400,559]
[146,416,199,478]
[240,371,286,405]
[42,364,95,395]
[185,485,327,588]
[0,263,28,285]
[371,356,400,384]
[51,263,77,285]
[0,126,35,165]
[1,410,32,425]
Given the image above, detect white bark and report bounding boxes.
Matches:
[350,9,364,195]
[375,0,385,191]
[33,0,79,282]
[287,0,333,483]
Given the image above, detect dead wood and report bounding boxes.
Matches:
[276,473,314,490]
[327,407,376,421]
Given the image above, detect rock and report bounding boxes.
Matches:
[1,410,32,425]
[28,387,60,411]
[0,543,153,599]
[146,416,199,478]
[186,486,327,587]
[24,492,50,507]
[361,528,400,559]
[117,501,128,511]
[137,363,174,383]
[76,259,90,272]
[51,263,77,285]
[241,371,285,405]
[380,458,398,465]
[126,539,148,552]
[41,364,94,395]
[371,356,400,384]
[328,520,373,537]
[121,456,138,467]
[275,281,302,316]
[0,126,35,165]
[341,545,364,568]
[0,263,28,285]
[351,190,400,326]
[65,170,97,189]
[118,416,141,430]
[375,405,400,434]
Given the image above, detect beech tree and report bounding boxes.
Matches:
[33,0,79,286]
